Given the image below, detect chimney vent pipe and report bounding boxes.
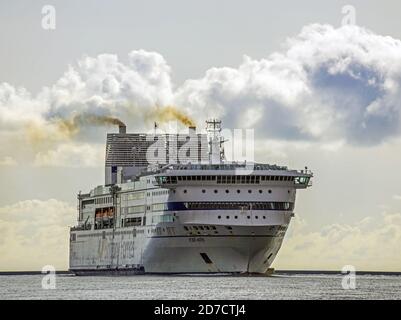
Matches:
[119,125,126,134]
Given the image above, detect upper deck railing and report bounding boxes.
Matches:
[159,163,289,171]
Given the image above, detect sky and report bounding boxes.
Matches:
[1,0,401,271]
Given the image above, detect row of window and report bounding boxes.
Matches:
[217,215,267,220]
[184,225,217,231]
[122,217,142,227]
[121,205,145,214]
[152,203,168,212]
[122,192,145,201]
[184,189,275,194]
[184,202,294,211]
[152,214,174,224]
[157,175,307,184]
[152,190,169,196]
[94,197,112,205]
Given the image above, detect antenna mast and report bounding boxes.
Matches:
[206,119,225,164]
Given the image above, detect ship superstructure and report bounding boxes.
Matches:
[69,120,312,274]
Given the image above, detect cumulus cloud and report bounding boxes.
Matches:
[0,50,173,139]
[176,24,401,145]
[1,24,401,167]
[275,211,401,271]
[33,143,105,168]
[0,199,76,271]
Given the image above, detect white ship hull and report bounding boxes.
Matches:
[70,223,288,275]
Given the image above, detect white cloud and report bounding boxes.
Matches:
[33,143,104,168]
[274,211,401,271]
[0,199,76,271]
[1,24,401,168]
[0,50,174,139]
[176,24,401,145]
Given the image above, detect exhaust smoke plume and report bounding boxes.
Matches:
[26,114,126,145]
[147,105,196,127]
[58,114,125,137]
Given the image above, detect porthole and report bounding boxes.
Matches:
[237,190,241,193]
[247,216,250,219]
[268,190,272,194]
[218,216,221,219]
[214,190,218,194]
[248,190,252,193]
[225,190,229,193]
[202,189,206,193]
[255,216,258,219]
[183,189,187,193]
[288,190,290,193]
[226,216,230,219]
[235,216,238,219]
[263,216,266,219]
[259,190,263,194]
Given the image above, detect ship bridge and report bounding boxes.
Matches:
[153,163,312,189]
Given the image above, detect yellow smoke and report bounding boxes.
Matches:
[25,105,193,147]
[26,114,125,146]
[147,105,196,127]
[58,114,125,137]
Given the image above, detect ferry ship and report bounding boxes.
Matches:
[69,120,312,275]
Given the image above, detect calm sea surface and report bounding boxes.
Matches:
[1,273,400,300]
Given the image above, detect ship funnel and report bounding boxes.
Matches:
[188,125,196,134]
[119,124,126,134]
